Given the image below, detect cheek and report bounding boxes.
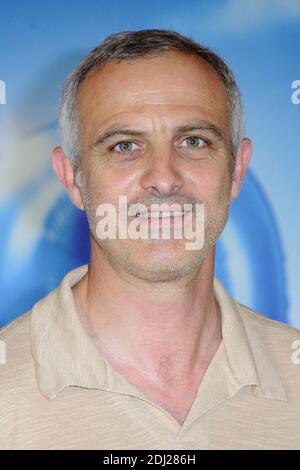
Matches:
[189,164,231,200]
[83,164,137,210]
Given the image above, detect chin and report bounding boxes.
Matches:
[96,236,211,282]
[125,248,207,283]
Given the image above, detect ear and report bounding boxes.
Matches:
[52,146,84,210]
[230,138,252,202]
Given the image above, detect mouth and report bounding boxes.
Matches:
[136,210,190,219]
[134,211,193,231]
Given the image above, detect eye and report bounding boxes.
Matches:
[180,136,207,150]
[111,141,139,154]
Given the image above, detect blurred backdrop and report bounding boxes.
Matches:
[0,0,299,328]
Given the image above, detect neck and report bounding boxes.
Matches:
[72,243,222,387]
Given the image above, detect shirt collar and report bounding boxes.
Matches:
[31,264,107,399]
[31,264,287,402]
[213,278,287,401]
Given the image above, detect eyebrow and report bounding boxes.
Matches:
[92,122,226,148]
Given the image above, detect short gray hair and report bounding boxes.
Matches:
[59,29,244,177]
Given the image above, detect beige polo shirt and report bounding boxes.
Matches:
[0,264,300,450]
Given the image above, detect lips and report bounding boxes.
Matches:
[136,210,189,218]
[135,203,193,219]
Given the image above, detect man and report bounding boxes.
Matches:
[1,29,300,450]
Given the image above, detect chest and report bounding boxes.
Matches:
[121,371,205,426]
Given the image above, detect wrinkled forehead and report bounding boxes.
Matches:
[77,52,230,135]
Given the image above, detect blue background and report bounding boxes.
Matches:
[0,0,299,328]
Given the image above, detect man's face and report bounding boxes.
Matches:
[76,51,234,282]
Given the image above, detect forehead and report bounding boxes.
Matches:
[77,51,230,134]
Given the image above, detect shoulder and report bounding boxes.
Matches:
[238,303,300,383]
[0,311,34,384]
[0,310,31,341]
[238,302,300,344]
[0,310,41,432]
[0,310,32,357]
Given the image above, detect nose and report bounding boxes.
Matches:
[140,144,184,197]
